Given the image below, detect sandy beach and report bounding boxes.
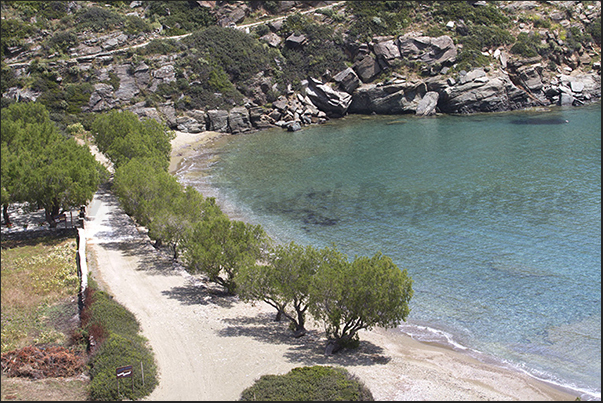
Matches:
[156,129,581,401]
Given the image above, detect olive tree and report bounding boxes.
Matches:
[237,242,322,336]
[181,216,268,295]
[309,250,413,355]
[1,102,104,227]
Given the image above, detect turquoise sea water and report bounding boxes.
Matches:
[175,103,601,400]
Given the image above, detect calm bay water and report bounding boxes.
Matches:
[176,103,601,399]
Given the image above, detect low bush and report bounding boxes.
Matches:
[83,288,158,401]
[75,6,125,33]
[239,365,374,401]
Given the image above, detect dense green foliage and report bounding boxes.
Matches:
[237,242,322,333]
[309,250,413,353]
[345,1,415,42]
[90,110,174,170]
[144,1,216,36]
[181,215,268,295]
[239,365,374,401]
[83,287,158,401]
[113,157,183,227]
[1,102,104,227]
[75,6,125,33]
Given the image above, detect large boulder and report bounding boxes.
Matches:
[228,106,252,134]
[333,67,361,94]
[353,55,382,83]
[349,81,428,114]
[113,64,139,102]
[259,32,282,48]
[207,109,230,132]
[373,38,401,68]
[397,34,457,65]
[415,91,439,116]
[305,77,352,116]
[437,72,531,113]
[87,83,115,112]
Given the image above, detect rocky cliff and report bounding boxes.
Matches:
[2,1,601,134]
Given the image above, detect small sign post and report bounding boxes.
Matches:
[116,365,134,396]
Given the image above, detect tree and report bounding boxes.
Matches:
[181,216,268,295]
[237,242,322,336]
[309,250,413,355]
[112,157,182,229]
[1,102,104,227]
[90,110,174,171]
[147,186,224,259]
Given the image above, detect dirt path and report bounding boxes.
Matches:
[83,184,321,400]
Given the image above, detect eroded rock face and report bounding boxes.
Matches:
[415,91,439,116]
[228,106,252,134]
[353,55,382,83]
[349,81,428,114]
[437,72,530,114]
[305,77,352,116]
[333,67,361,94]
[396,34,457,65]
[207,109,230,132]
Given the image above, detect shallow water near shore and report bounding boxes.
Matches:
[176,103,601,400]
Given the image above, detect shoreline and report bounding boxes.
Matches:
[167,128,586,401]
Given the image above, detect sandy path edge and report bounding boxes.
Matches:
[83,130,579,401]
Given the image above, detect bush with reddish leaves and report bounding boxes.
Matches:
[1,345,87,379]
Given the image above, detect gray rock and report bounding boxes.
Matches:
[207,109,230,132]
[113,64,139,102]
[260,32,282,48]
[3,87,40,102]
[285,33,307,48]
[272,96,289,111]
[559,92,575,106]
[516,64,543,91]
[570,81,585,93]
[287,121,302,132]
[439,73,530,113]
[228,106,252,134]
[373,39,401,66]
[397,34,457,65]
[158,103,177,128]
[349,81,427,114]
[416,91,439,116]
[333,67,361,94]
[353,55,382,83]
[305,77,352,116]
[153,65,176,82]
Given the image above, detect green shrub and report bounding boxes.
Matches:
[76,6,125,32]
[345,2,414,42]
[145,1,215,36]
[124,15,153,36]
[45,30,78,55]
[136,39,186,56]
[586,17,601,45]
[430,0,510,27]
[83,289,158,401]
[510,32,549,58]
[239,366,374,401]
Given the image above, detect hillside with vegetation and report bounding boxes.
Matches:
[1,1,600,134]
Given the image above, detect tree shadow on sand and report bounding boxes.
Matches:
[218,313,391,367]
[161,281,236,309]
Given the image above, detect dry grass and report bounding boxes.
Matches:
[1,236,80,352]
[1,234,88,401]
[1,373,89,401]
